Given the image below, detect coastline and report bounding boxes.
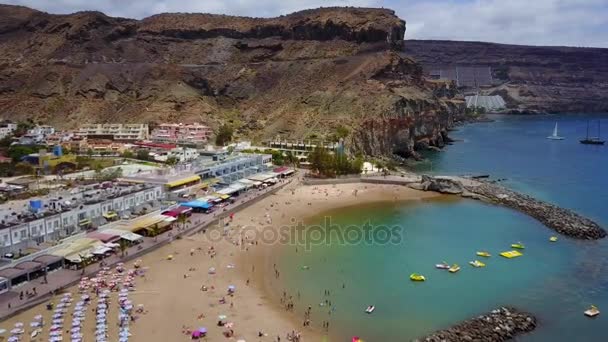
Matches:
[235,181,442,340]
[0,179,441,341]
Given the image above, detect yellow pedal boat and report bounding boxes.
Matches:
[550,236,558,242]
[410,273,426,281]
[476,251,491,257]
[511,242,525,249]
[448,264,461,273]
[500,250,523,258]
[469,260,486,268]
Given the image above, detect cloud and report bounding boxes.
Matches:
[396,0,608,47]
[2,0,606,47]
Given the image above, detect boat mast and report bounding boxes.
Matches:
[586,121,590,139]
[599,120,601,138]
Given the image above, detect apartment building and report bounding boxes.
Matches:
[0,121,17,139]
[151,123,212,146]
[76,124,149,141]
[0,183,163,255]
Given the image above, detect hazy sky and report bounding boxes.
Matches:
[3,0,607,47]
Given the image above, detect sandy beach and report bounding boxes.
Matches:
[0,180,440,341]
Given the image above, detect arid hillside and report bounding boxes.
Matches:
[0,5,460,158]
[404,40,608,113]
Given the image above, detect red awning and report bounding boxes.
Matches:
[273,166,289,173]
[87,231,120,243]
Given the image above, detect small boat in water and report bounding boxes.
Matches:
[410,273,426,281]
[476,251,491,257]
[448,264,461,273]
[547,122,564,140]
[469,260,486,268]
[511,242,525,249]
[500,250,523,258]
[584,305,600,317]
[550,236,558,242]
[365,305,375,314]
[435,261,450,269]
[580,120,605,145]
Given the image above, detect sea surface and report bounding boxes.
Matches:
[277,114,608,341]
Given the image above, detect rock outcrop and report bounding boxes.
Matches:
[408,175,464,194]
[0,5,458,158]
[418,307,537,342]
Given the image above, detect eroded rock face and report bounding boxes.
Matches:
[0,5,457,158]
[404,40,608,113]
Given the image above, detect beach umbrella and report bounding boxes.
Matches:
[34,314,43,321]
[218,315,227,320]
[208,267,216,274]
[9,328,22,334]
[225,322,234,329]
[29,322,40,328]
[0,328,6,334]
[198,327,207,334]
[13,322,23,328]
[228,285,236,292]
[192,330,202,339]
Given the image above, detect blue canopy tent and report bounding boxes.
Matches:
[180,200,213,213]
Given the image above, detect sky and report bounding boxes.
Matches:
[3,0,607,47]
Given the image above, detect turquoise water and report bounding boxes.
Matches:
[278,114,608,341]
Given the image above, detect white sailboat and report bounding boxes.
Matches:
[547,122,564,140]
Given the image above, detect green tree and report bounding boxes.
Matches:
[122,150,134,159]
[7,145,40,161]
[118,240,129,258]
[0,135,13,148]
[14,120,35,137]
[215,124,234,146]
[176,213,191,231]
[14,162,34,175]
[271,150,284,165]
[78,254,91,275]
[166,156,178,166]
[136,150,150,161]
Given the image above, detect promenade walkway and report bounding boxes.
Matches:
[0,178,292,320]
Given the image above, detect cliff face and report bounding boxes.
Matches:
[0,5,457,158]
[404,40,608,113]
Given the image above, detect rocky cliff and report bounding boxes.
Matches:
[0,5,458,158]
[403,40,608,113]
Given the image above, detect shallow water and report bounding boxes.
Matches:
[278,114,608,341]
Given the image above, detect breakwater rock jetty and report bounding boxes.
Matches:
[407,175,607,240]
[417,307,537,342]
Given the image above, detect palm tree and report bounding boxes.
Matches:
[176,213,191,231]
[150,223,161,241]
[118,240,129,258]
[78,254,90,275]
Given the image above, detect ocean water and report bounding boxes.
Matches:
[277,114,608,341]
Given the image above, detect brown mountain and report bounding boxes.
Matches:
[403,40,608,113]
[0,5,459,158]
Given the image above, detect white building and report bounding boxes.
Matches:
[0,183,164,255]
[27,125,55,136]
[0,122,17,140]
[154,147,200,163]
[76,124,149,141]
